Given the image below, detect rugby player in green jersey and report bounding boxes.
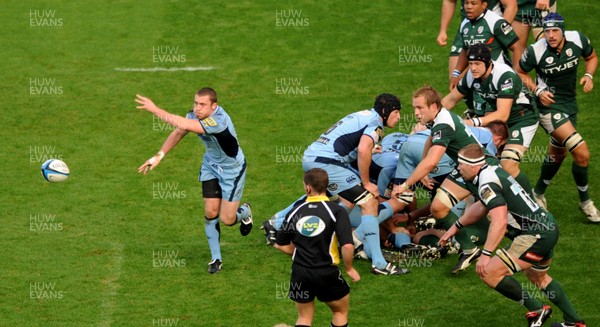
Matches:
[441,144,586,327]
[443,43,538,199]
[393,86,497,274]
[513,0,557,49]
[516,13,599,222]
[437,0,517,80]
[450,0,524,90]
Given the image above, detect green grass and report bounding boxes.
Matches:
[2,1,600,326]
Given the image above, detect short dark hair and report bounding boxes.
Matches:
[412,85,442,109]
[459,143,485,159]
[196,87,218,103]
[486,120,508,141]
[304,168,329,194]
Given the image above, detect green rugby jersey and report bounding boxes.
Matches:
[459,9,519,65]
[519,31,594,115]
[431,108,483,163]
[469,165,556,235]
[457,61,538,127]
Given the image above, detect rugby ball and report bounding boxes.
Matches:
[41,159,69,182]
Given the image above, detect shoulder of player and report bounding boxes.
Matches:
[526,39,550,65]
[564,30,587,50]
[200,106,229,128]
[432,108,458,129]
[477,165,502,189]
[491,62,517,85]
[482,10,504,29]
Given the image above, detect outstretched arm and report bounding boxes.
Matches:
[135,94,205,134]
[138,128,188,174]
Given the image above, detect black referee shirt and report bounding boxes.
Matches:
[276,196,353,268]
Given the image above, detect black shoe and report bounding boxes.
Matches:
[239,203,253,236]
[260,219,277,245]
[208,259,222,274]
[371,263,409,275]
[450,248,481,274]
[526,305,552,327]
[414,216,436,232]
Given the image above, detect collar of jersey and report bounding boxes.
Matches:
[306,195,330,202]
[473,164,490,184]
[470,10,486,23]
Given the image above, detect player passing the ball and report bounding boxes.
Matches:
[135,87,253,274]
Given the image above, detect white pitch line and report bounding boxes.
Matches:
[98,243,124,327]
[114,66,216,72]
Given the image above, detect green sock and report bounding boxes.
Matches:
[494,276,542,311]
[542,279,582,323]
[515,171,533,197]
[438,211,476,251]
[418,234,439,246]
[534,155,563,194]
[572,163,590,202]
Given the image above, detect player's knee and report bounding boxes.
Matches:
[563,131,585,153]
[430,199,450,220]
[204,207,219,220]
[500,148,523,175]
[431,188,457,219]
[358,197,378,215]
[572,143,590,166]
[500,159,520,177]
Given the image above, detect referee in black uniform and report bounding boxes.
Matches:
[275,168,360,327]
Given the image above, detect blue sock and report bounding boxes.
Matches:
[348,206,362,228]
[236,205,249,224]
[205,217,221,261]
[392,232,411,248]
[361,215,387,269]
[376,202,393,224]
[273,195,307,230]
[338,201,352,214]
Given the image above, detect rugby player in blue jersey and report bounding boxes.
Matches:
[136,88,252,274]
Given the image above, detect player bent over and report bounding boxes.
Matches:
[516,13,599,222]
[275,168,360,327]
[440,144,586,327]
[135,88,253,274]
[302,94,413,276]
[393,86,499,274]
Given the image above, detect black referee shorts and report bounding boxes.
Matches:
[289,264,350,303]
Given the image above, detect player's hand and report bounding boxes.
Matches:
[438,225,458,247]
[437,31,448,46]
[372,144,382,154]
[535,0,550,10]
[449,76,460,91]
[412,122,428,133]
[538,90,555,106]
[420,175,436,190]
[135,94,159,112]
[580,75,594,93]
[346,267,360,282]
[391,183,407,199]
[476,255,490,278]
[138,153,163,174]
[364,182,380,198]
